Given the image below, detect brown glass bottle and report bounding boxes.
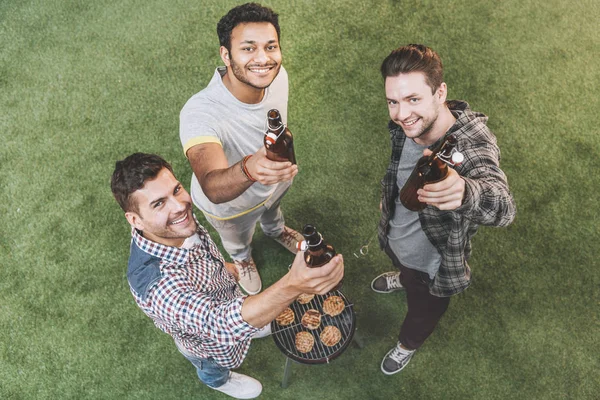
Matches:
[264,109,296,164]
[399,134,462,211]
[301,224,342,291]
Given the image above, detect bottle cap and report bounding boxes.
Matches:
[297,240,308,251]
[451,151,464,165]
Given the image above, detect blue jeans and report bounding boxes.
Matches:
[182,353,230,388]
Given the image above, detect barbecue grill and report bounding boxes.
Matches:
[270,289,356,386]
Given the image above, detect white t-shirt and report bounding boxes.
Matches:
[180,66,290,220]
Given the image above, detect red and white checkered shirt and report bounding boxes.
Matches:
[127,222,258,369]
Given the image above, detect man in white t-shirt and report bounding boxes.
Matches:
[180,3,302,296]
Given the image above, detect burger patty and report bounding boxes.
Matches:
[301,309,321,330]
[295,331,315,353]
[322,295,345,316]
[275,307,295,326]
[297,293,315,304]
[320,325,342,347]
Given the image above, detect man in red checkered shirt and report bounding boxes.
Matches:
[111,153,344,399]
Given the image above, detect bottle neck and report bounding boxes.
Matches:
[305,232,324,248]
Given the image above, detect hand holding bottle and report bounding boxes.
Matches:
[297,224,343,291]
[243,146,298,185]
[417,149,466,210]
[399,134,463,211]
[287,250,344,295]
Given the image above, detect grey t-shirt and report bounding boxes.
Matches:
[179,66,290,220]
[388,138,442,279]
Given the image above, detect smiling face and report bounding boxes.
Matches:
[385,72,448,146]
[125,168,197,247]
[220,22,282,102]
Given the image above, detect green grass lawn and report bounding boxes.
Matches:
[1,0,598,399]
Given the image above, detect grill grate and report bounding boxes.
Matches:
[271,290,356,364]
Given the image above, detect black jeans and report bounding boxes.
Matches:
[384,244,450,350]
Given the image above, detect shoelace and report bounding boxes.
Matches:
[388,345,413,364]
[236,261,257,277]
[278,229,298,246]
[386,273,402,290]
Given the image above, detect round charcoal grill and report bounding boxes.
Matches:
[271,290,356,364]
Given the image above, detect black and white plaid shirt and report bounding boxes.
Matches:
[378,100,516,297]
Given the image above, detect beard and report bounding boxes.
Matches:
[405,102,441,141]
[411,116,436,139]
[141,207,197,244]
[229,58,280,90]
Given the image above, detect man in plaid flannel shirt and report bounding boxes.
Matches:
[111,153,344,399]
[370,45,516,376]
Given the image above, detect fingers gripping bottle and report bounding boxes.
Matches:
[399,134,464,211]
[264,109,297,164]
[297,224,342,291]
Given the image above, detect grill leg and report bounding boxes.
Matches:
[281,357,293,388]
[352,329,365,349]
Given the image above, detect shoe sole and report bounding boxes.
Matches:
[238,282,262,295]
[371,286,405,294]
[213,373,262,399]
[273,238,300,254]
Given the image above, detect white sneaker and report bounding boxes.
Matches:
[212,372,262,399]
[252,324,272,339]
[234,257,262,295]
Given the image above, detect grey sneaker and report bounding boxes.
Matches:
[271,226,303,254]
[212,372,262,399]
[371,271,404,293]
[234,257,261,295]
[381,342,415,375]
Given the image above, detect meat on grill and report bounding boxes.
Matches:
[320,326,342,347]
[301,309,321,330]
[322,295,345,316]
[295,331,315,353]
[297,293,315,304]
[275,307,295,326]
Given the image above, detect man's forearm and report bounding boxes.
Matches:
[240,273,299,328]
[200,161,254,204]
[240,253,345,328]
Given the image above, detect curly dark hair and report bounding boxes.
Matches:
[110,153,173,213]
[217,2,280,52]
[380,44,444,94]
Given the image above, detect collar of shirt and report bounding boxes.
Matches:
[130,215,216,267]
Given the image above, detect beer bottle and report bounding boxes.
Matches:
[264,109,296,164]
[299,224,342,291]
[399,134,464,211]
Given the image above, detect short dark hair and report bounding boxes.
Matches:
[217,2,280,52]
[380,44,444,93]
[110,153,173,213]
